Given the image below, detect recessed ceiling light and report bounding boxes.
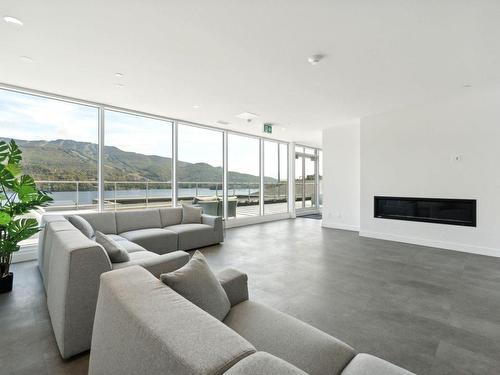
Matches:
[216,120,229,126]
[115,83,124,88]
[115,73,124,78]
[463,84,472,88]
[3,16,23,26]
[20,56,33,63]
[308,54,325,65]
[192,105,200,109]
[236,112,258,120]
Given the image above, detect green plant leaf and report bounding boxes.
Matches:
[16,175,38,202]
[0,211,11,225]
[7,139,22,165]
[0,141,8,163]
[5,163,22,177]
[0,165,15,189]
[8,218,40,243]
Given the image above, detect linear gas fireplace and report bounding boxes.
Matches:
[374,196,476,227]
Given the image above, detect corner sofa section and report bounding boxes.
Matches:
[38,207,223,359]
[89,266,415,375]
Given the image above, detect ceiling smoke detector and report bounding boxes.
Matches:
[308,54,325,65]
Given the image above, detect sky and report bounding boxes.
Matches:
[0,88,286,177]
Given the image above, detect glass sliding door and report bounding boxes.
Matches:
[263,141,288,214]
[177,124,223,216]
[295,145,319,211]
[104,110,173,210]
[227,134,260,218]
[0,88,99,212]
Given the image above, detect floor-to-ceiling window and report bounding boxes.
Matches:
[263,141,288,214]
[177,124,223,215]
[0,88,99,212]
[227,133,260,218]
[318,149,323,208]
[104,110,173,210]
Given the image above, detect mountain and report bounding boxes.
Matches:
[3,138,276,185]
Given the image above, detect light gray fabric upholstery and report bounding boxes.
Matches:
[89,266,256,375]
[95,231,130,263]
[39,212,192,359]
[38,216,75,290]
[103,234,146,253]
[115,209,162,233]
[78,211,117,234]
[341,354,415,375]
[38,215,68,275]
[181,204,202,224]
[218,268,249,307]
[225,352,308,375]
[159,207,183,227]
[46,228,112,359]
[113,250,189,278]
[161,251,231,321]
[224,301,356,375]
[119,228,178,254]
[167,223,219,250]
[67,215,94,238]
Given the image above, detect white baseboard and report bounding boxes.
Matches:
[322,221,360,232]
[359,230,500,258]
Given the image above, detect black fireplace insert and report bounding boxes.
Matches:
[374,196,476,227]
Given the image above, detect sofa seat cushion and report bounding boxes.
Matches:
[166,224,217,250]
[119,228,178,254]
[341,354,415,375]
[105,235,147,253]
[225,352,308,375]
[224,301,356,375]
[111,251,158,270]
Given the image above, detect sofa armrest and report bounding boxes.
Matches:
[201,214,222,229]
[138,251,190,278]
[218,268,249,307]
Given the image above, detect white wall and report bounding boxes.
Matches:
[360,88,500,257]
[322,123,360,231]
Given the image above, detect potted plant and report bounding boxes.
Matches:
[0,140,52,293]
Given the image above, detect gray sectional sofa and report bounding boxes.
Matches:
[89,266,415,375]
[37,207,223,359]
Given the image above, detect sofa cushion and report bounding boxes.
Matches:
[79,212,117,234]
[166,223,217,250]
[68,215,94,238]
[90,266,256,375]
[341,354,415,375]
[181,204,202,224]
[159,207,183,227]
[225,352,308,375]
[95,231,130,263]
[106,235,147,253]
[111,251,158,270]
[115,209,162,233]
[119,228,178,254]
[161,251,231,321]
[224,301,356,375]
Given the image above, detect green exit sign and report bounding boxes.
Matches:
[263,123,273,134]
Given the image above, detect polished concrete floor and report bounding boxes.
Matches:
[1,218,500,374]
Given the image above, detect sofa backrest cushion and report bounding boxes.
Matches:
[115,209,162,233]
[78,212,117,235]
[159,207,183,227]
[68,215,95,238]
[89,266,256,375]
[161,251,231,321]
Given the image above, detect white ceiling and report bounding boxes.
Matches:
[2,0,500,147]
